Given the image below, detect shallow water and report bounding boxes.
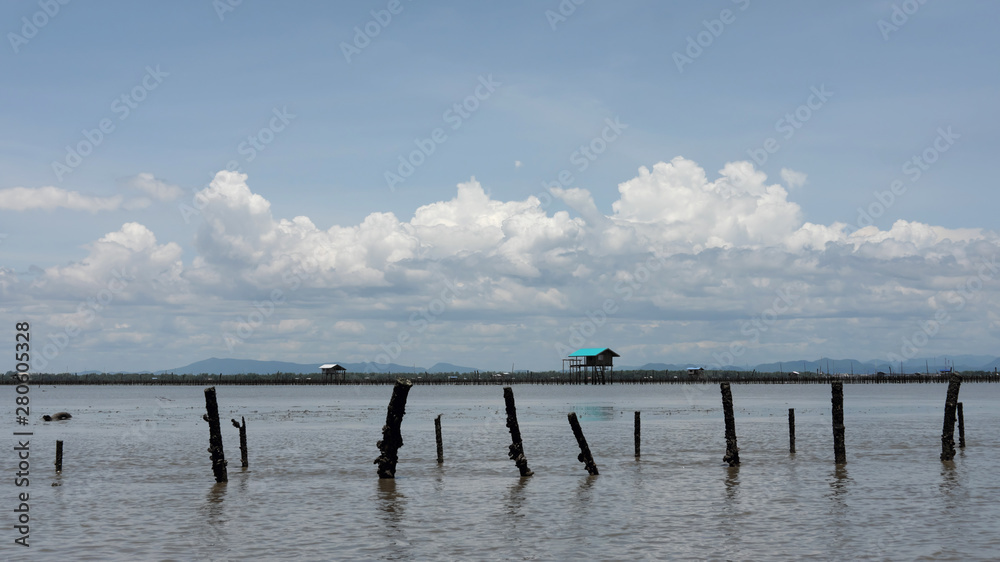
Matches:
[6,383,999,560]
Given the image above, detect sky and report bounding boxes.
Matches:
[1,1,998,373]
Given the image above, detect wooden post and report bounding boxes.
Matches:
[788,408,795,454]
[634,411,641,459]
[503,387,533,476]
[375,379,413,478]
[957,402,966,448]
[204,387,228,483]
[568,412,599,475]
[720,383,740,466]
[230,416,248,468]
[435,414,444,464]
[940,374,962,461]
[832,382,846,464]
[55,440,63,473]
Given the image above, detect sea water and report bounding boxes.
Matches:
[6,383,999,560]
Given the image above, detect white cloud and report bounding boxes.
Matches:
[780,168,807,189]
[121,172,185,201]
[333,320,365,334]
[0,186,123,212]
[6,158,999,372]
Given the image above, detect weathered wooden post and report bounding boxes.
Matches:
[788,408,796,454]
[503,387,533,476]
[375,379,413,478]
[957,402,966,448]
[720,383,740,466]
[634,411,641,459]
[230,416,248,468]
[204,387,228,483]
[832,382,846,464]
[434,414,444,464]
[568,412,599,475]
[55,440,63,473]
[940,374,962,461]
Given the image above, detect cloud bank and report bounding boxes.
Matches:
[4,156,997,372]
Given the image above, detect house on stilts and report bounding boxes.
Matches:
[562,348,620,384]
[319,363,347,383]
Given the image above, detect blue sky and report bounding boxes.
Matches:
[2,1,998,373]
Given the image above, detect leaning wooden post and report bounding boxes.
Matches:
[230,416,248,468]
[434,414,444,464]
[957,402,966,448]
[832,382,846,464]
[375,379,413,478]
[634,411,641,459]
[940,374,962,461]
[55,440,63,474]
[204,387,228,483]
[788,408,796,454]
[503,387,533,476]
[568,412,599,475]
[720,383,740,466]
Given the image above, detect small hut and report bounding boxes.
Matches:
[320,363,347,383]
[563,348,619,385]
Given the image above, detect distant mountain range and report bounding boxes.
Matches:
[74,354,999,376]
[152,357,479,375]
[70,355,1000,375]
[625,355,999,374]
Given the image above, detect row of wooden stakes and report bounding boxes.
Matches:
[47,375,969,480]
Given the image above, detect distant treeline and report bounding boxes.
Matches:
[5,369,999,385]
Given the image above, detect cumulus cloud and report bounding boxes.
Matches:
[7,157,999,372]
[35,222,185,302]
[0,186,124,212]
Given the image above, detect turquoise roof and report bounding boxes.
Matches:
[569,348,619,357]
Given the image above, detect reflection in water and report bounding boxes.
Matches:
[506,476,530,518]
[827,465,850,507]
[501,477,532,552]
[376,479,412,560]
[377,479,406,526]
[574,405,616,422]
[576,474,598,505]
[939,462,968,508]
[718,466,743,560]
[195,483,229,558]
[825,465,852,549]
[723,466,740,504]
